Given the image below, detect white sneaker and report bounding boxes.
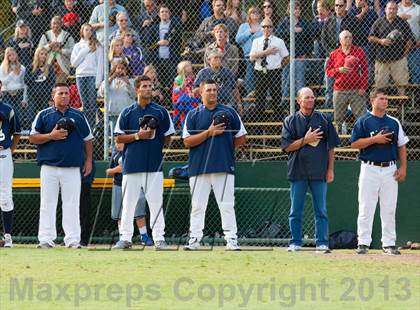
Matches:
[316,245,331,254]
[155,240,169,250]
[36,242,54,249]
[287,244,302,252]
[66,242,82,249]
[4,234,13,248]
[184,237,201,251]
[225,238,240,251]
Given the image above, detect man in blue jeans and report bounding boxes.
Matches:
[281,87,340,253]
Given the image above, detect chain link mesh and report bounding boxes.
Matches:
[1,0,419,246]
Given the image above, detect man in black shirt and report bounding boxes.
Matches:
[368,1,415,94]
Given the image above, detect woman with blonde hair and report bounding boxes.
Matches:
[108,38,127,70]
[226,0,247,25]
[25,47,55,116]
[38,16,75,83]
[0,47,28,129]
[71,23,104,128]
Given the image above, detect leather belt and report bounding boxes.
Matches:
[362,160,396,167]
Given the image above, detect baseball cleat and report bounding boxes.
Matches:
[316,245,331,254]
[287,244,302,252]
[36,242,54,249]
[66,243,82,249]
[356,244,369,255]
[382,246,401,255]
[3,234,13,248]
[140,234,154,246]
[154,240,168,250]
[112,240,132,249]
[225,238,241,251]
[184,237,201,251]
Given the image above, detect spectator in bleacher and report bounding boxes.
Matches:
[204,24,240,75]
[99,60,135,130]
[326,30,368,133]
[261,1,277,24]
[144,5,183,88]
[71,23,104,129]
[311,0,332,86]
[122,30,145,77]
[7,20,34,70]
[144,64,164,103]
[109,12,140,47]
[109,38,128,69]
[368,1,415,94]
[89,0,130,45]
[194,50,237,107]
[172,61,201,129]
[25,47,55,118]
[277,1,313,108]
[38,16,75,83]
[398,0,420,84]
[12,0,49,45]
[236,7,263,96]
[54,0,83,41]
[226,0,247,26]
[250,18,289,120]
[348,0,377,84]
[0,47,28,130]
[321,0,359,108]
[137,0,159,62]
[191,0,239,51]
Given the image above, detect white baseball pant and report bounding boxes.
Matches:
[0,148,14,212]
[120,172,165,242]
[357,162,398,247]
[38,165,81,246]
[189,173,238,241]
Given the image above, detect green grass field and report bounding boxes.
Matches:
[1,246,419,310]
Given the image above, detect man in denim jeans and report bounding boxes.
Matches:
[281,87,340,254]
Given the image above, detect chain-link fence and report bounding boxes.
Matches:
[1,0,419,246]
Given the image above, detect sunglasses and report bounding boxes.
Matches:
[263,5,272,8]
[262,25,273,28]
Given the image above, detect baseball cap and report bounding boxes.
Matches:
[16,19,27,27]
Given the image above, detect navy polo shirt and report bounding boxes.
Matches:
[281,111,340,181]
[182,104,246,177]
[350,112,409,162]
[194,67,236,106]
[0,101,21,150]
[109,150,123,186]
[30,107,93,167]
[114,102,175,174]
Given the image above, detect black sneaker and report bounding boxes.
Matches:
[383,246,401,255]
[356,244,369,254]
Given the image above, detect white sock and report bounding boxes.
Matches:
[139,226,147,235]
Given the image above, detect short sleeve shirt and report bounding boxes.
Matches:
[0,101,21,150]
[281,111,340,181]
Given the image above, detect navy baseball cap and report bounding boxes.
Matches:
[16,19,27,27]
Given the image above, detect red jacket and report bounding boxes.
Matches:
[326,45,368,91]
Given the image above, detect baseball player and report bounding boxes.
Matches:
[29,83,93,249]
[182,79,247,251]
[281,87,340,253]
[351,88,409,255]
[112,75,175,250]
[0,80,21,248]
[106,140,153,246]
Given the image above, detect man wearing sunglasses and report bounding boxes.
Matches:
[250,18,289,121]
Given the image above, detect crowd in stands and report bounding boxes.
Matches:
[0,0,419,133]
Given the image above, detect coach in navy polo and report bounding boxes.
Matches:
[182,79,247,251]
[281,87,340,253]
[30,83,93,249]
[350,88,409,255]
[113,75,175,250]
